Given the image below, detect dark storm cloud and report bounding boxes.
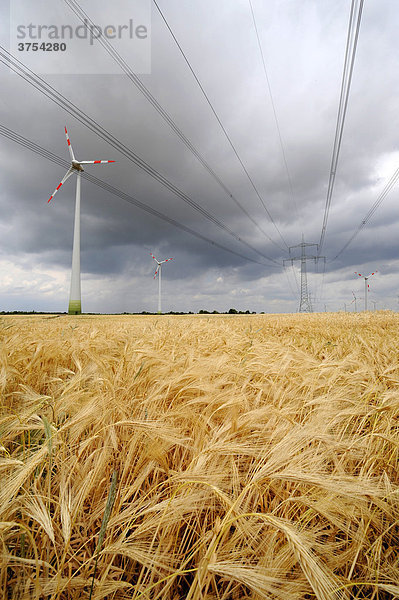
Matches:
[1,0,398,313]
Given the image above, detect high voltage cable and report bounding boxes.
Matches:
[62,0,283,252]
[0,47,280,265]
[152,0,289,251]
[318,0,364,254]
[291,263,300,296]
[283,263,299,304]
[0,48,250,255]
[312,257,327,308]
[331,165,399,262]
[0,125,277,267]
[0,124,281,269]
[248,0,299,220]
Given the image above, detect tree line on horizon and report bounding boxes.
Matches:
[0,308,260,315]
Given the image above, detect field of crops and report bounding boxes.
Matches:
[0,312,398,599]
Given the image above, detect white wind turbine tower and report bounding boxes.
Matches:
[47,127,115,314]
[355,271,377,312]
[150,253,174,314]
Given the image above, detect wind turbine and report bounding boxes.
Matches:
[354,271,377,312]
[351,291,357,312]
[47,127,115,314]
[150,253,174,314]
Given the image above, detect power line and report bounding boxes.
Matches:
[291,263,300,296]
[152,0,289,251]
[282,262,300,306]
[313,257,327,307]
[318,0,364,253]
[0,46,280,265]
[248,0,299,220]
[0,123,281,269]
[62,0,284,253]
[282,259,301,301]
[331,164,399,262]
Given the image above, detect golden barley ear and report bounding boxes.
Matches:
[89,469,118,600]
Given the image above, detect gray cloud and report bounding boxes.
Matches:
[1,0,398,313]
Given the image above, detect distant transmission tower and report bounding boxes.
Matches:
[284,235,325,312]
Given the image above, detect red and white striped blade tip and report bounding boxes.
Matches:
[47,168,73,202]
[65,126,71,144]
[48,180,64,202]
[80,160,115,164]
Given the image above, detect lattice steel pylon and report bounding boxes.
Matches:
[284,235,325,312]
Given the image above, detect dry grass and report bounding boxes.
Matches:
[0,312,398,599]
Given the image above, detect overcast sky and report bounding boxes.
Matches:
[1,0,398,313]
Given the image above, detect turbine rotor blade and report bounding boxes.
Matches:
[48,168,74,203]
[65,126,75,162]
[150,253,160,265]
[79,160,116,164]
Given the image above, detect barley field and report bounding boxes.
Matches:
[0,312,398,599]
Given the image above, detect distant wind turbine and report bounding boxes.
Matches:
[47,127,115,314]
[355,271,377,312]
[351,291,357,312]
[150,253,174,314]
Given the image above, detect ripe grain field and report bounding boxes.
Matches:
[0,313,398,600]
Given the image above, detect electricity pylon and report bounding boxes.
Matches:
[284,235,325,313]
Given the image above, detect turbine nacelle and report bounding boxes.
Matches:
[72,160,84,172]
